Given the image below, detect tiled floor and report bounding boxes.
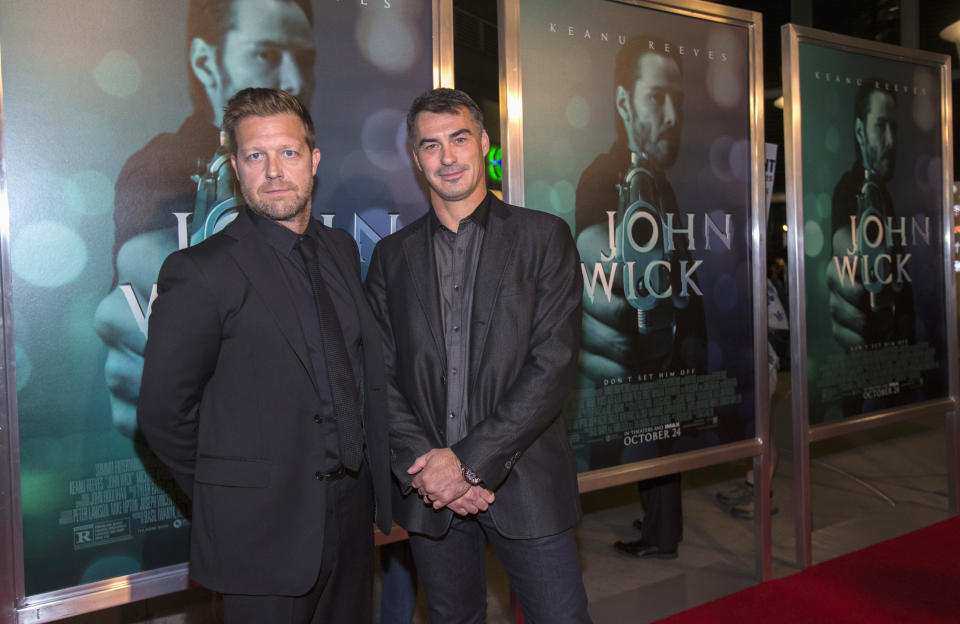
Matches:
[56,374,953,623]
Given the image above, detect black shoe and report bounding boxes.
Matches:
[613,539,678,559]
[631,519,683,542]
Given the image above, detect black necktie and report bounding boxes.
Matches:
[296,234,363,471]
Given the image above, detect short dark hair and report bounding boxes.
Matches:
[406,88,484,143]
[854,78,896,123]
[852,78,896,164]
[186,0,313,120]
[222,88,315,154]
[613,36,684,142]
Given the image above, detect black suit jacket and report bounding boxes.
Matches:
[138,207,392,596]
[365,197,583,539]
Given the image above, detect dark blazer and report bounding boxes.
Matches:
[365,196,583,539]
[138,207,392,596]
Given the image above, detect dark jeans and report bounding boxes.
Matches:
[379,541,417,624]
[222,465,374,624]
[408,512,591,624]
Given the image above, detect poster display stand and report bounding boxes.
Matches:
[0,2,452,621]
[500,0,771,580]
[781,23,957,568]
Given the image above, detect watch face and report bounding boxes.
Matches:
[462,467,482,485]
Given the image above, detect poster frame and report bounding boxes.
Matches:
[781,23,958,569]
[0,40,18,624]
[0,2,453,621]
[499,0,771,580]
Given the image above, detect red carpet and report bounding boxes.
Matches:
[657,516,960,623]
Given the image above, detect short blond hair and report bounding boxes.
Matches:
[222,88,315,155]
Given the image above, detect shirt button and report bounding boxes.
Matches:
[441,375,447,385]
[449,412,455,419]
[454,284,460,291]
[451,368,458,375]
[313,415,321,424]
[314,471,322,480]
[453,326,460,332]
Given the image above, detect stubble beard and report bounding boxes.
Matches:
[865,142,895,182]
[633,117,681,170]
[431,165,481,203]
[243,181,312,225]
[648,139,679,170]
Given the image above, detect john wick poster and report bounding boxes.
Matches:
[0,0,433,597]
[510,0,764,471]
[790,35,951,424]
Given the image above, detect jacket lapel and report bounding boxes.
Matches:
[470,199,518,380]
[401,218,447,369]
[225,209,319,396]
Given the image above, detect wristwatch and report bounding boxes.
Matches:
[461,464,483,486]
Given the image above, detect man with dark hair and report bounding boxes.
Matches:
[114,0,315,260]
[575,37,706,559]
[95,0,315,438]
[608,36,684,153]
[827,79,912,352]
[138,87,392,624]
[185,0,314,126]
[366,88,591,622]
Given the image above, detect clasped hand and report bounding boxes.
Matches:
[408,448,495,516]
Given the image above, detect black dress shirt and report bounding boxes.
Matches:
[431,193,490,447]
[248,210,364,470]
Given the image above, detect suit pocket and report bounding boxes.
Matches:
[195,456,273,488]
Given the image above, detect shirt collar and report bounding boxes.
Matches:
[246,207,304,255]
[430,191,492,235]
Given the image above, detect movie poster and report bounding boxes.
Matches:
[514,0,760,471]
[0,0,432,596]
[795,41,949,424]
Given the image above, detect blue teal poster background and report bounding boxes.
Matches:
[516,0,758,471]
[1,0,432,596]
[797,42,948,424]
